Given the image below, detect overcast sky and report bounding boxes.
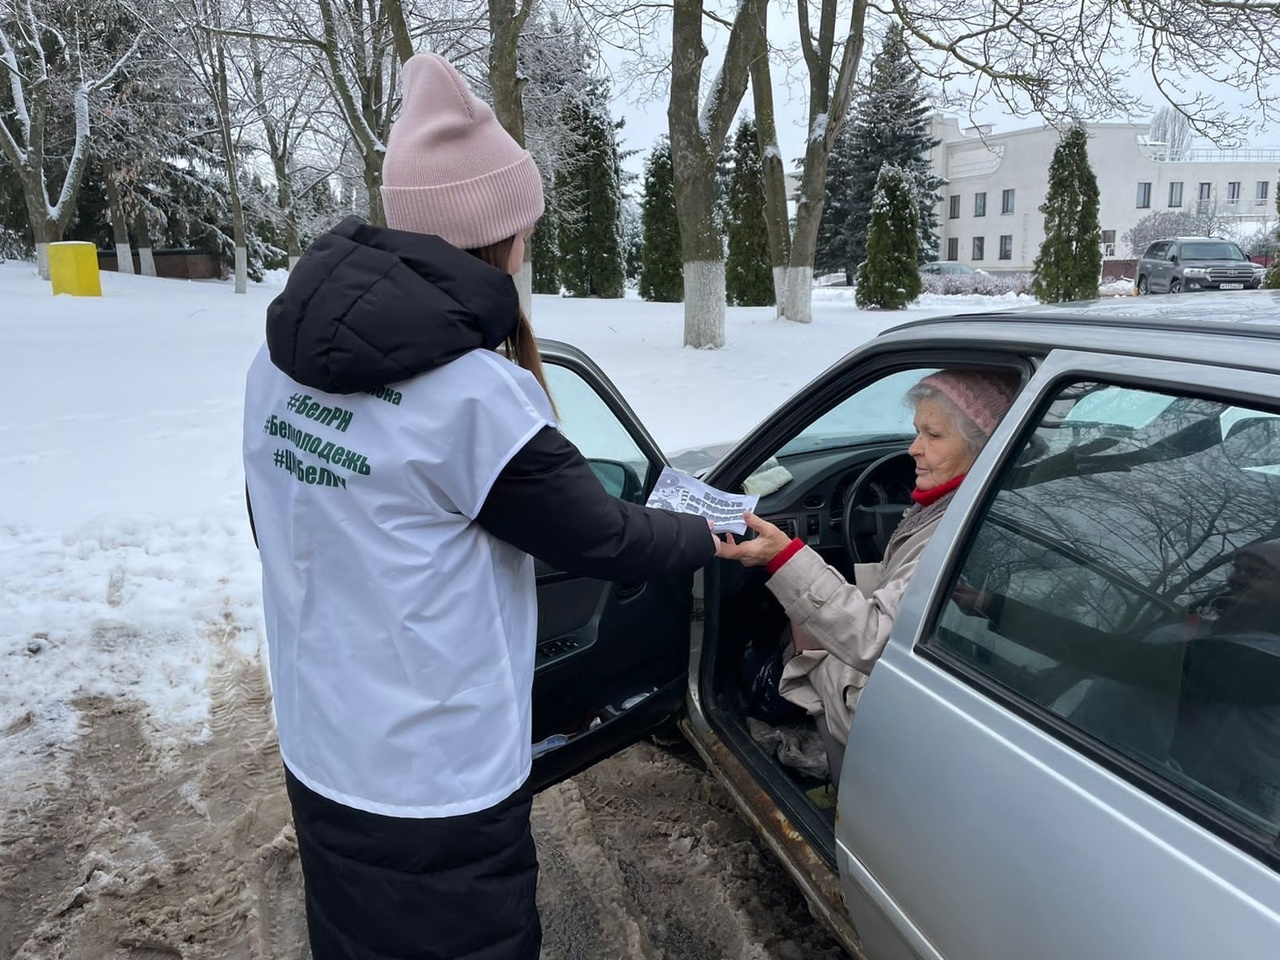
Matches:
[601,13,1280,188]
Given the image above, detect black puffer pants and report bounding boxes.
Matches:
[285,768,541,960]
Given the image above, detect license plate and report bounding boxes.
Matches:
[1220,282,1244,289]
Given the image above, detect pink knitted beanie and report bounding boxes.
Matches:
[381,53,544,250]
[919,370,1020,438]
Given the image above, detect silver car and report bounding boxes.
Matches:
[525,291,1280,958]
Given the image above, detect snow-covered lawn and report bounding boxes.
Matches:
[0,261,1043,782]
[0,258,1051,954]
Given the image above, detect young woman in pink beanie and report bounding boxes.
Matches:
[243,53,716,960]
[715,369,1021,779]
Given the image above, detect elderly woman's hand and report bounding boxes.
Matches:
[714,511,796,567]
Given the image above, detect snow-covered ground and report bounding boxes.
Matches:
[0,259,1053,956]
[0,261,1045,770]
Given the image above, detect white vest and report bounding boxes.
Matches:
[243,346,556,817]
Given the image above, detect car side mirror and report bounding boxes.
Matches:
[1169,254,1178,264]
[1222,416,1280,470]
[588,458,645,503]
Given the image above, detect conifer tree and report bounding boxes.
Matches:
[855,165,921,310]
[532,200,560,295]
[555,91,625,298]
[830,26,942,276]
[815,119,857,283]
[725,118,774,306]
[639,138,683,302]
[1032,126,1103,303]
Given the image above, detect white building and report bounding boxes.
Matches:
[931,116,1279,273]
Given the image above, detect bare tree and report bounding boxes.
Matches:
[1122,202,1240,258]
[0,0,145,277]
[756,0,1280,327]
[157,0,256,292]
[759,0,867,324]
[244,0,324,268]
[668,0,766,348]
[746,5,790,302]
[1147,106,1193,162]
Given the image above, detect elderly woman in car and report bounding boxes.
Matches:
[717,369,1020,775]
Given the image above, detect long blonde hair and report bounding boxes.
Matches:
[465,237,554,409]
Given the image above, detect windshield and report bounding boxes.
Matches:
[1180,241,1246,261]
[776,367,933,456]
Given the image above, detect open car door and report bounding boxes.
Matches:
[527,339,703,792]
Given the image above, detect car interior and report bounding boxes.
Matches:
[692,367,1280,862]
[690,361,1021,863]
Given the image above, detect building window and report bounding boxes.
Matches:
[998,235,1013,260]
[975,192,987,217]
[1226,181,1242,207]
[949,195,961,219]
[1001,189,1015,215]
[1101,229,1116,258]
[946,237,959,261]
[972,236,985,261]
[1258,182,1271,206]
[1136,182,1152,209]
[1197,181,1212,214]
[1168,182,1183,208]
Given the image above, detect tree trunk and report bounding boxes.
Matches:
[21,172,59,280]
[32,220,59,281]
[776,0,869,324]
[489,0,533,316]
[384,0,415,65]
[749,34,791,310]
[671,150,725,348]
[316,0,391,228]
[133,210,156,277]
[105,169,135,275]
[781,138,833,324]
[214,39,248,294]
[668,0,765,349]
[364,159,386,227]
[248,27,303,269]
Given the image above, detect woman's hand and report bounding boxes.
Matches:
[714,511,795,567]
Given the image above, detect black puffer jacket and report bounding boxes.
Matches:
[255,216,714,581]
[266,216,517,393]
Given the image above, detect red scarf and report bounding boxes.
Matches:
[912,473,965,507]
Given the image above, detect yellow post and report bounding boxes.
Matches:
[49,241,103,297]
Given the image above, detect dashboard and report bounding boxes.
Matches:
[750,441,916,556]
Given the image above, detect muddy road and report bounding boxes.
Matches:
[1,624,850,960]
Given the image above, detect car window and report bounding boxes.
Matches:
[926,379,1280,848]
[776,367,937,456]
[544,364,651,502]
[1143,242,1167,260]
[1180,241,1247,261]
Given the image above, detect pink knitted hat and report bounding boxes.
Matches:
[381,54,544,249]
[919,370,1020,437]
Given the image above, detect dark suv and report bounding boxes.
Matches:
[1136,236,1265,294]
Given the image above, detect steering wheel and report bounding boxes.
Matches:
[841,452,917,564]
